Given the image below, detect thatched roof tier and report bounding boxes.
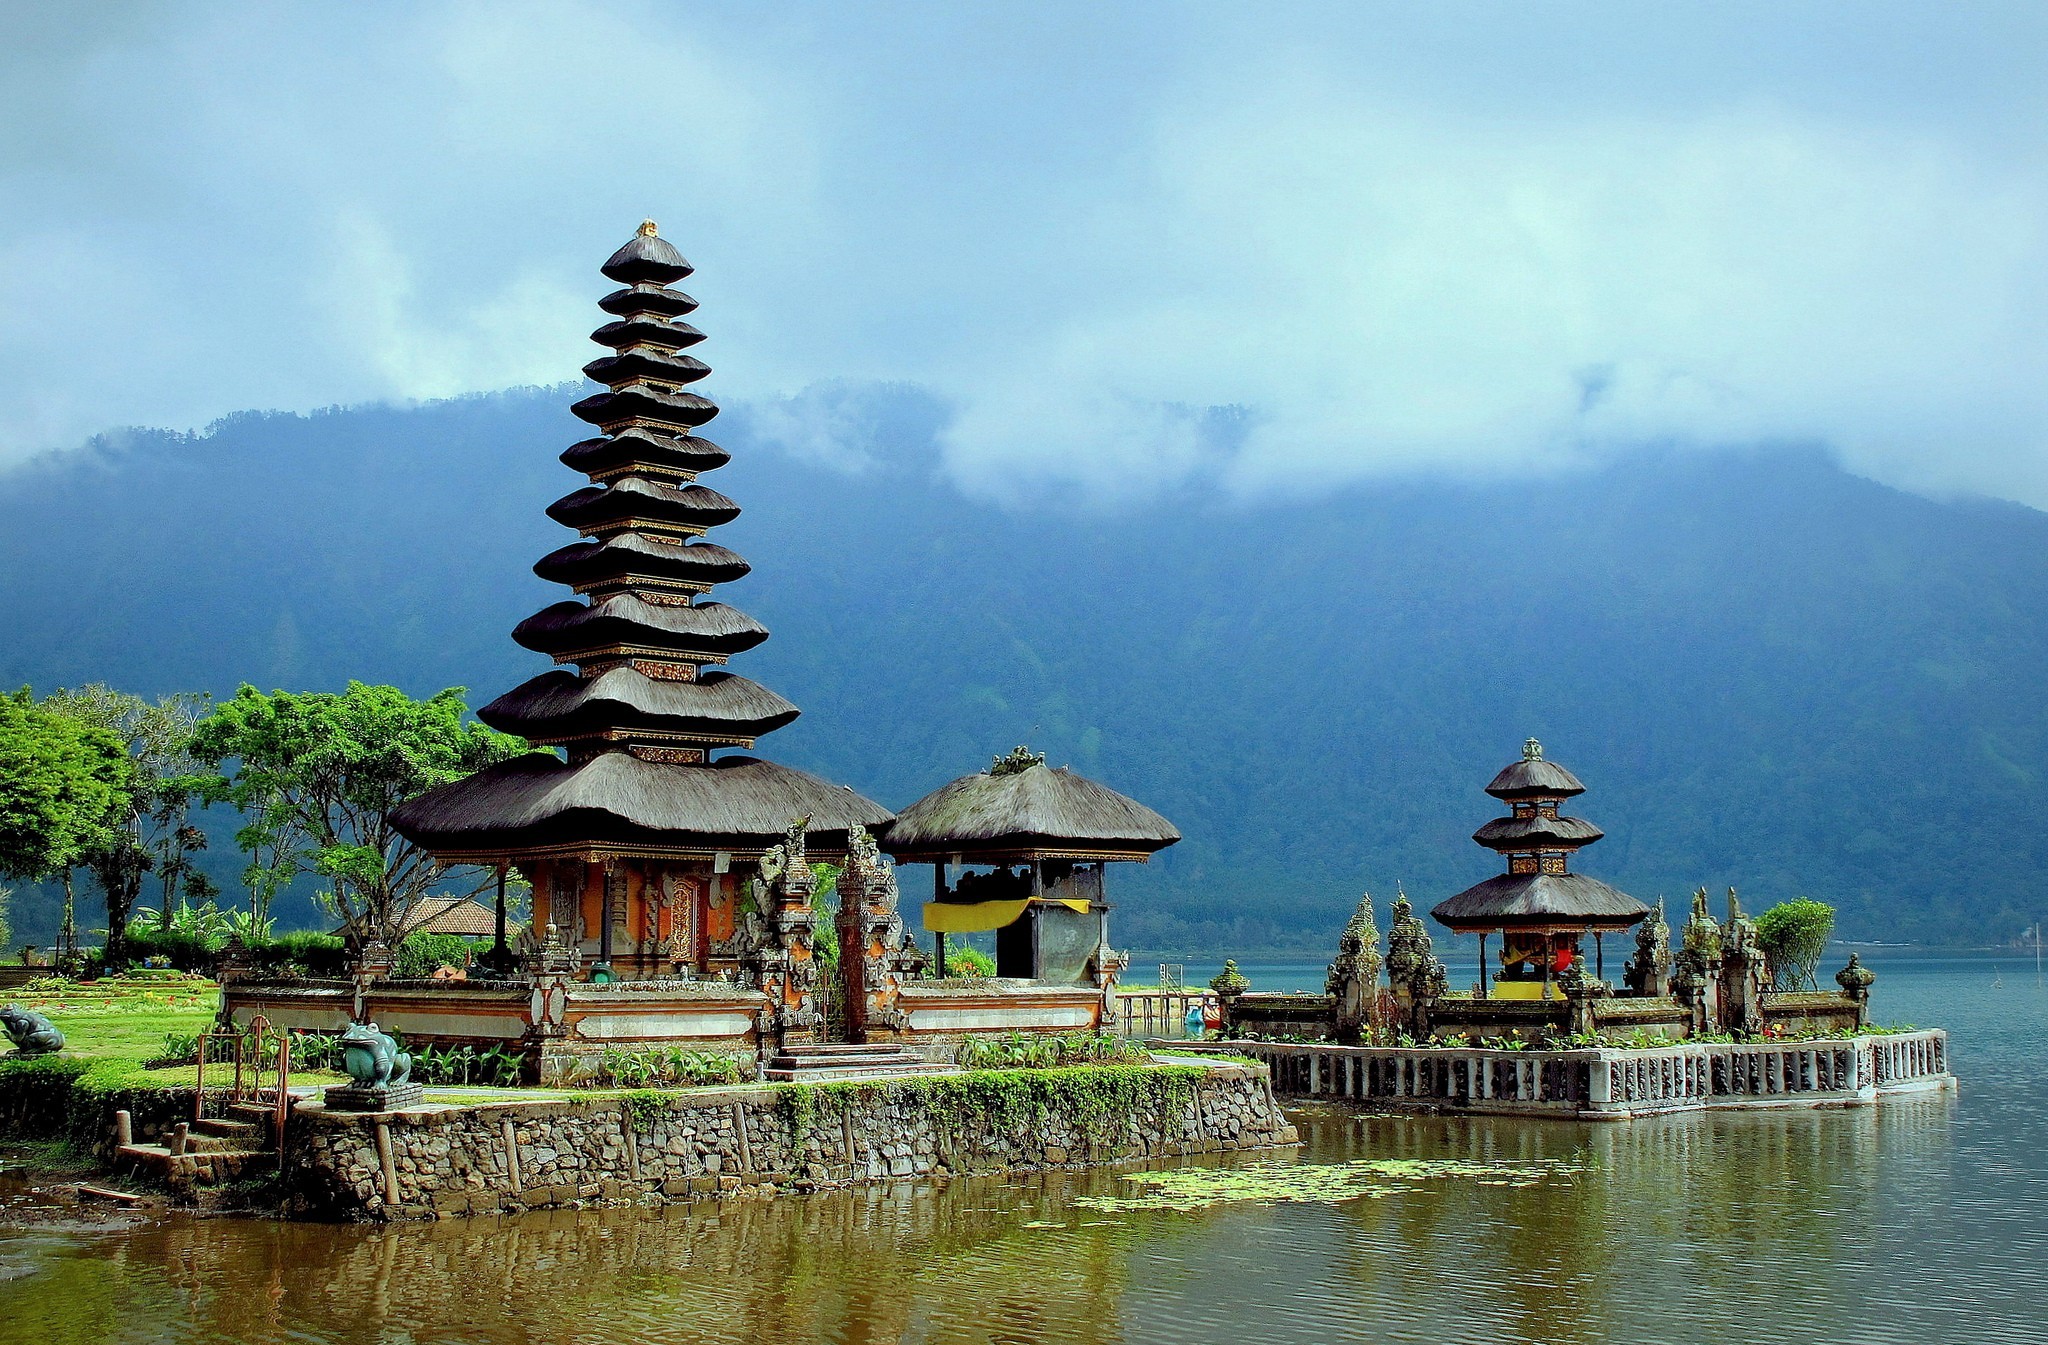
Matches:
[883,763,1180,863]
[389,752,892,859]
[1431,873,1649,932]
[512,597,768,663]
[1472,815,1604,850]
[598,285,698,319]
[478,668,798,745]
[583,348,712,388]
[533,533,750,590]
[590,316,704,352]
[571,385,719,432]
[601,226,693,284]
[1485,756,1587,800]
[546,478,740,534]
[560,430,728,482]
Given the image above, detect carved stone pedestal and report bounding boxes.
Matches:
[323,1081,425,1112]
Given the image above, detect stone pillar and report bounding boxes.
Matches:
[1326,893,1383,1045]
[743,818,824,1053]
[1383,895,1447,1041]
[1671,888,1724,1038]
[1210,960,1250,1038]
[835,828,925,1043]
[1834,953,1875,1028]
[1719,890,1767,1036]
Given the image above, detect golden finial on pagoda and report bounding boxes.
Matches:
[637,219,659,237]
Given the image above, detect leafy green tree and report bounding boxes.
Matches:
[0,688,137,957]
[0,885,12,954]
[190,682,530,948]
[1755,898,1837,990]
[40,685,211,966]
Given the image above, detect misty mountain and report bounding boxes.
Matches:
[3,385,2045,954]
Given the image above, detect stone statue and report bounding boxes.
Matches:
[1625,897,1673,997]
[323,1020,425,1111]
[1558,953,1605,1037]
[338,1021,411,1088]
[0,1006,64,1056]
[1835,952,1876,1026]
[1326,892,1383,1043]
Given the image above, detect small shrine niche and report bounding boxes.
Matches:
[882,749,1177,985]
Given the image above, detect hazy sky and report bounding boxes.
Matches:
[3,1,2046,507]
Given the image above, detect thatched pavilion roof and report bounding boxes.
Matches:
[882,763,1179,864]
[1431,873,1649,932]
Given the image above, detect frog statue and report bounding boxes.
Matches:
[337,1021,412,1088]
[0,1006,64,1056]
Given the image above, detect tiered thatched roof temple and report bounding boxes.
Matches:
[390,222,892,980]
[1432,739,1650,998]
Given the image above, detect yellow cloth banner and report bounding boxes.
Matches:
[922,897,1092,934]
[1490,981,1564,1001]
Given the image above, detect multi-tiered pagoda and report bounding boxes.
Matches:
[391,222,892,979]
[1430,739,1649,998]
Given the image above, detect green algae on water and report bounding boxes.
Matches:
[1073,1157,1586,1213]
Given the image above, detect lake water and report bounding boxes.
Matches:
[1,951,2042,1344]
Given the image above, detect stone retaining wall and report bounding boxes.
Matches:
[284,1057,1295,1220]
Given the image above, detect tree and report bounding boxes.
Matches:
[0,689,136,956]
[1755,898,1837,990]
[40,685,211,966]
[190,682,530,948]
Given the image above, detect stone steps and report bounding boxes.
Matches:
[762,1044,955,1082]
[114,1110,280,1197]
[116,1142,271,1186]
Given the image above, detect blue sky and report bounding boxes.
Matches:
[3,1,2045,506]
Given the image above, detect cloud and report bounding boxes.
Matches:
[1,3,2045,513]
[935,86,2048,507]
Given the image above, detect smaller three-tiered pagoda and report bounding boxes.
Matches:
[1431,739,1649,998]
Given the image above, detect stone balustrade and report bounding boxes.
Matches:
[1173,1029,1951,1120]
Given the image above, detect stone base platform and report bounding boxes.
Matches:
[324,1081,426,1112]
[282,1056,1296,1220]
[1169,1030,1952,1121]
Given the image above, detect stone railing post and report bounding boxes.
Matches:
[1209,961,1251,1038]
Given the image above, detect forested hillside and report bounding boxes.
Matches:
[3,385,2045,953]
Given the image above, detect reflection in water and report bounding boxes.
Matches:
[0,954,2040,1345]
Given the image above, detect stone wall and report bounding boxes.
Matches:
[283,1056,1295,1220]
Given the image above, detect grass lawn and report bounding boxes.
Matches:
[3,975,344,1090]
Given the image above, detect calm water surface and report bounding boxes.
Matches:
[0,952,2041,1345]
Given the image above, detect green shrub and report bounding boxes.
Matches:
[1755,898,1837,990]
[120,923,222,974]
[406,1040,524,1087]
[262,931,350,978]
[946,944,997,977]
[585,1045,748,1089]
[392,931,473,979]
[955,1031,1149,1069]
